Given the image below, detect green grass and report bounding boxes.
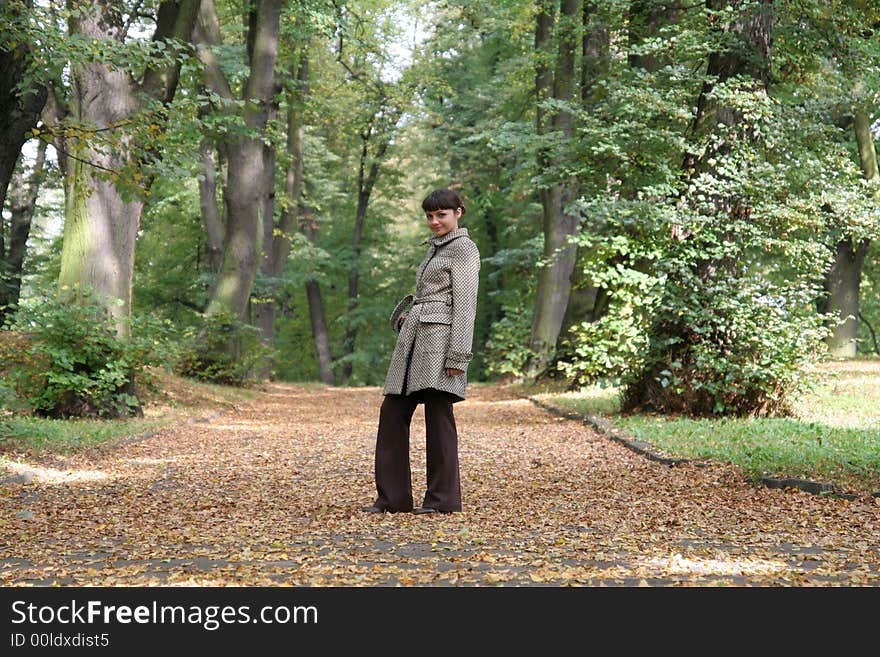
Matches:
[534,359,880,494]
[0,368,258,457]
[0,415,175,453]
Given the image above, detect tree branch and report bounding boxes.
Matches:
[140,0,201,105]
[193,0,235,104]
[122,0,146,40]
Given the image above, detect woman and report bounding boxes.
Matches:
[363,189,481,514]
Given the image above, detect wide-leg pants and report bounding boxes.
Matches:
[372,388,462,512]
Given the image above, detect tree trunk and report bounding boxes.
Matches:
[206,141,264,318]
[59,2,144,338]
[0,139,46,322]
[685,0,772,173]
[534,1,554,139]
[560,1,610,339]
[198,138,225,274]
[40,84,68,179]
[581,2,609,100]
[823,238,870,357]
[822,108,878,357]
[272,48,308,271]
[527,0,579,376]
[253,86,280,375]
[0,0,47,222]
[340,130,388,382]
[302,212,336,385]
[199,0,281,320]
[341,181,372,382]
[275,47,336,385]
[58,0,199,338]
[474,193,503,352]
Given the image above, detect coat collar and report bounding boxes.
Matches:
[421,227,469,247]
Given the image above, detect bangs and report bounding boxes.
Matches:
[422,189,462,213]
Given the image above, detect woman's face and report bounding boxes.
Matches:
[425,207,461,238]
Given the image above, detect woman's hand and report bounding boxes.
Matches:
[446,368,464,377]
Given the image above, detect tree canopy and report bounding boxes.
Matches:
[2,0,879,418]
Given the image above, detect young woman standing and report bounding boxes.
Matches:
[363,189,481,514]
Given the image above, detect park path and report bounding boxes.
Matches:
[1,383,879,586]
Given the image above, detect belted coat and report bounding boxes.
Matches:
[383,227,481,401]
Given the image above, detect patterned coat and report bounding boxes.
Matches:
[383,227,481,401]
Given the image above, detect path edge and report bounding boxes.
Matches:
[526,396,878,501]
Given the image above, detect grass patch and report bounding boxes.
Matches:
[0,415,173,453]
[614,416,880,492]
[0,368,258,457]
[535,359,880,494]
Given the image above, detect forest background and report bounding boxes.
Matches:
[1,0,879,422]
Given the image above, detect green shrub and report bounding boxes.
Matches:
[622,256,830,417]
[557,308,650,387]
[1,294,178,418]
[483,304,533,380]
[174,310,274,386]
[556,212,663,387]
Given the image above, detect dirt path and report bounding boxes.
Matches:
[1,383,878,586]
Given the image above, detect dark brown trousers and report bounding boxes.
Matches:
[372,388,462,513]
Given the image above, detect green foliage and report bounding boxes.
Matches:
[480,236,542,379]
[412,0,880,417]
[624,272,830,416]
[556,199,666,386]
[558,310,648,387]
[618,71,849,416]
[859,241,880,355]
[175,311,274,386]
[1,293,177,418]
[133,176,209,328]
[10,0,879,405]
[483,308,532,379]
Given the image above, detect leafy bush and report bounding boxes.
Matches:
[483,303,533,380]
[610,78,844,417]
[622,258,831,417]
[1,294,178,418]
[174,310,274,386]
[557,309,650,387]
[556,206,663,386]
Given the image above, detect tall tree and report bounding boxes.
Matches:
[197,130,225,275]
[0,0,47,247]
[56,0,199,337]
[194,0,282,322]
[275,45,336,384]
[0,139,46,322]
[624,0,777,414]
[559,0,610,336]
[822,108,877,357]
[527,0,580,376]
[332,1,409,383]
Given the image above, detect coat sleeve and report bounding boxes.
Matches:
[445,239,481,370]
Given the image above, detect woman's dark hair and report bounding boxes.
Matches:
[422,188,467,216]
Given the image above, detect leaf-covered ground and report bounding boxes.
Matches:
[2,383,879,586]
